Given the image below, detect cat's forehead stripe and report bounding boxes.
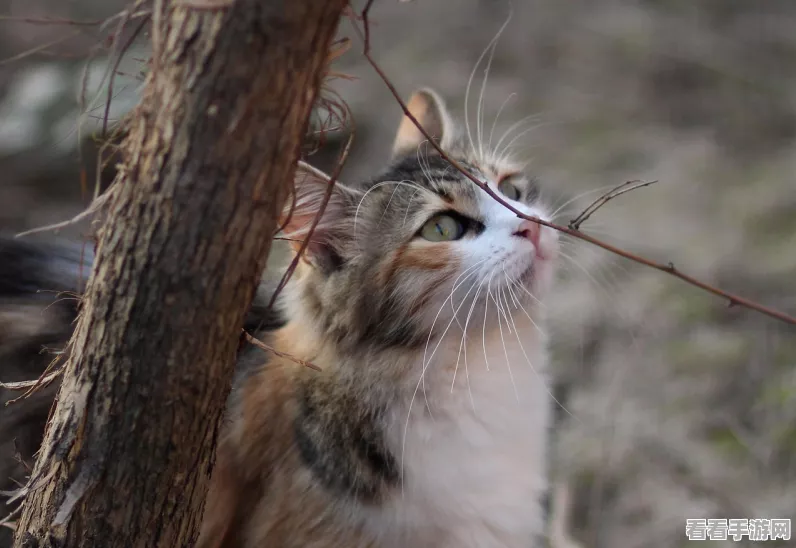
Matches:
[376,155,482,202]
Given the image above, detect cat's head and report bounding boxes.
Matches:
[281,89,558,353]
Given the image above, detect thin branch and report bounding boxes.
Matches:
[0,29,83,66]
[102,16,150,139]
[1,357,64,406]
[353,18,796,326]
[568,179,659,230]
[78,4,152,148]
[15,187,116,238]
[0,16,104,26]
[362,0,376,54]
[243,332,322,371]
[174,0,235,9]
[267,124,355,309]
[0,503,22,532]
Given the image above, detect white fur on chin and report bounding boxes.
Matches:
[376,312,550,547]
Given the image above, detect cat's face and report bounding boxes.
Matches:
[283,89,557,352]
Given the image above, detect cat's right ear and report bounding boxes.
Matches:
[391,88,454,159]
[279,162,355,272]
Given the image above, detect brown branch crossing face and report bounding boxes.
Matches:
[353,8,795,326]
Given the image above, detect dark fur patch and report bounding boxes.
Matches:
[0,237,92,298]
[293,375,399,504]
[375,154,480,198]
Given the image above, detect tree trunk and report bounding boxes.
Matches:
[13,1,347,546]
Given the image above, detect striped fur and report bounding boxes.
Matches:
[200,89,560,547]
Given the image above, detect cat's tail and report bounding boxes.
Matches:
[0,236,93,362]
[0,236,92,531]
[0,235,286,395]
[0,235,285,534]
[0,235,286,348]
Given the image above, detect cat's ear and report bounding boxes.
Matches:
[391,88,454,159]
[279,162,356,272]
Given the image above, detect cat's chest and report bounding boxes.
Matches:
[380,329,551,546]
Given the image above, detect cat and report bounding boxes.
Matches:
[197,88,560,547]
[0,88,559,548]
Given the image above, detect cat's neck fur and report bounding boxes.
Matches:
[276,281,551,547]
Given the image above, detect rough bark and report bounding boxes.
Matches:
[12,1,347,546]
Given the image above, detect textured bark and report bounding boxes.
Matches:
[12,1,347,546]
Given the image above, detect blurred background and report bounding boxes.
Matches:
[1,0,795,546]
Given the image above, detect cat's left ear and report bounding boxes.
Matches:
[391,88,454,159]
[279,162,357,272]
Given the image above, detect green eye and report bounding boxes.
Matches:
[420,214,465,242]
[498,178,521,201]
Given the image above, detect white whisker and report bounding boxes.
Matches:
[477,15,510,159]
[465,9,512,158]
[488,92,517,153]
[500,282,576,420]
[504,272,543,334]
[494,284,519,401]
[491,113,542,162]
[452,272,489,413]
[403,189,422,227]
[402,259,488,494]
[377,181,407,228]
[482,269,497,372]
[510,277,545,309]
[495,121,548,166]
[355,180,428,240]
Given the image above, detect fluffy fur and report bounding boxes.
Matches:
[0,89,559,548]
[199,88,559,547]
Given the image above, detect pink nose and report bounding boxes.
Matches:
[513,219,541,248]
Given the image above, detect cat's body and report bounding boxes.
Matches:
[204,316,550,547]
[2,89,559,548]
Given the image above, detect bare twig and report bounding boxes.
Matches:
[15,187,116,238]
[2,357,64,406]
[568,179,659,230]
[0,29,83,65]
[243,331,322,371]
[0,16,103,26]
[175,0,235,9]
[267,125,355,309]
[352,14,796,326]
[78,4,151,148]
[102,16,149,139]
[362,0,376,54]
[0,503,21,531]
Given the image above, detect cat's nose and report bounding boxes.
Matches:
[512,219,541,248]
